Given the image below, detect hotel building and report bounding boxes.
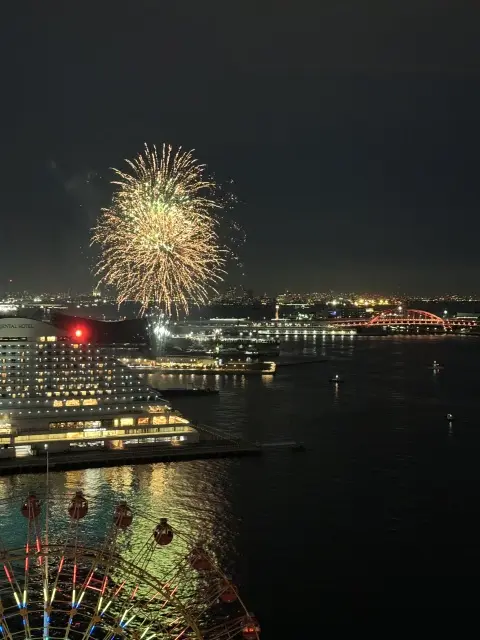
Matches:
[0,317,199,458]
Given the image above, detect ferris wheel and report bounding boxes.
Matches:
[0,491,260,640]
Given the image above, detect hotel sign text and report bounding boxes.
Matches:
[0,324,34,330]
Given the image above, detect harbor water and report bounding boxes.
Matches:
[1,334,480,634]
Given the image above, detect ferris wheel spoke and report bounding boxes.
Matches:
[0,550,30,640]
[0,599,15,640]
[0,495,259,640]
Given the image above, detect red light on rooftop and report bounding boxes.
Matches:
[72,327,87,342]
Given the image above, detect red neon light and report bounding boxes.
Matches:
[407,309,445,323]
[75,329,83,338]
[85,571,93,589]
[368,308,445,326]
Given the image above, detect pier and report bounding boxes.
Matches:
[277,358,328,367]
[0,424,304,476]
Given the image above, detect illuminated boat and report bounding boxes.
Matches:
[121,356,277,375]
[329,374,344,384]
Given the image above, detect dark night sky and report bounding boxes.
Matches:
[1,0,479,295]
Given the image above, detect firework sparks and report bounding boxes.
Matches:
[92,144,228,315]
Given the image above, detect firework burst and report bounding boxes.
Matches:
[92,144,229,315]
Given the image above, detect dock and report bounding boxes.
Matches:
[0,425,304,476]
[277,358,328,367]
[154,387,219,398]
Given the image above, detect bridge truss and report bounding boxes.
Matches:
[331,309,477,329]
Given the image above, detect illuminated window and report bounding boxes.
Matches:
[49,422,66,429]
[53,400,63,407]
[120,417,134,426]
[137,417,149,425]
[46,336,56,342]
[82,398,98,406]
[84,420,102,429]
[66,399,80,407]
[147,405,165,414]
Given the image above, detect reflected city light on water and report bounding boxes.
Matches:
[333,382,340,404]
[0,457,254,638]
[0,458,235,570]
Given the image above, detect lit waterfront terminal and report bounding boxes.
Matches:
[121,354,277,375]
[0,318,198,458]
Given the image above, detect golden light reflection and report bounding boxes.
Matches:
[0,477,255,639]
[103,465,134,492]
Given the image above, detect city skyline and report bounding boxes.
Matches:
[1,3,479,294]
[2,285,480,305]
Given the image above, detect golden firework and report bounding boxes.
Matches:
[92,144,227,315]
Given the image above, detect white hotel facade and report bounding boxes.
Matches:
[0,317,199,458]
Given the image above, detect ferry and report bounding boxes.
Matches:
[120,355,276,375]
[206,344,280,358]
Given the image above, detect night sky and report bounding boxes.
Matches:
[1,1,479,295]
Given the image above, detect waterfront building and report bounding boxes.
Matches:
[0,317,198,458]
[121,354,276,375]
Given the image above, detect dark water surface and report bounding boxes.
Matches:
[2,335,480,634]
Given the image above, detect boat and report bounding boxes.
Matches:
[121,355,276,375]
[329,374,344,384]
[208,346,280,358]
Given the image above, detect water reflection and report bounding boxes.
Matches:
[260,374,274,387]
[0,458,235,569]
[0,459,249,638]
[1,335,477,636]
[332,383,340,405]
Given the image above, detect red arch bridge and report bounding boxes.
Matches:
[330,309,478,330]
